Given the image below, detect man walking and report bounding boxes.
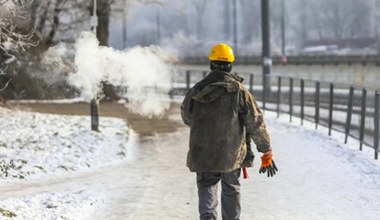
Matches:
[181,43,278,220]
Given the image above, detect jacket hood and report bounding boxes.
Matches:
[191,71,240,104]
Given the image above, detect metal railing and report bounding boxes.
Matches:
[172,70,380,160]
[182,55,380,66]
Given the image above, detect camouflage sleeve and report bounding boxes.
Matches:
[181,89,195,127]
[239,85,271,153]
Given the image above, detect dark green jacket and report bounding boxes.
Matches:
[181,70,271,172]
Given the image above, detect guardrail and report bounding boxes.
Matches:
[182,55,380,66]
[172,70,380,160]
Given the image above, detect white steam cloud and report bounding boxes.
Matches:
[43,31,176,117]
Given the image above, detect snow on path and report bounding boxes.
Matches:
[84,113,380,219]
[241,112,380,220]
[1,110,380,219]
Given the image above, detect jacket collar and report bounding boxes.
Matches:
[210,70,244,83]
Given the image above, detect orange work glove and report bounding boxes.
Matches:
[259,151,278,177]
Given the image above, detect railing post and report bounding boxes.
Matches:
[301,79,305,125]
[249,74,254,94]
[186,70,190,90]
[277,76,282,118]
[315,81,320,129]
[375,91,379,160]
[345,86,354,144]
[359,88,367,150]
[289,77,294,122]
[328,83,334,136]
[90,98,99,132]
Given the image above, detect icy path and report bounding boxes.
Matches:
[1,112,380,219]
[242,113,380,220]
[90,112,380,220]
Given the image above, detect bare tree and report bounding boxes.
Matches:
[190,0,208,40]
[0,0,36,93]
[288,1,310,48]
[30,0,90,45]
[241,0,260,44]
[28,0,167,46]
[0,0,35,53]
[89,0,112,46]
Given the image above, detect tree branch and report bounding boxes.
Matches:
[0,78,12,92]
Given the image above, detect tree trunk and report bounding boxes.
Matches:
[46,0,63,45]
[90,0,119,101]
[90,0,110,46]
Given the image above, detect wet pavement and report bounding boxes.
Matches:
[11,102,185,137]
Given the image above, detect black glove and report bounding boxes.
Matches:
[259,152,278,177]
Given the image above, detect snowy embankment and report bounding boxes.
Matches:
[0,107,129,180]
[0,107,130,219]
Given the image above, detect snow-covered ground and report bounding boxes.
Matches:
[0,105,380,219]
[0,107,129,181]
[0,106,131,219]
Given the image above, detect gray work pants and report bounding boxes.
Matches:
[196,169,241,220]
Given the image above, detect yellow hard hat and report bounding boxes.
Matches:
[208,43,235,63]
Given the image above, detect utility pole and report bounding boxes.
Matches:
[123,0,127,48]
[90,0,99,131]
[232,0,238,55]
[91,0,97,36]
[156,8,161,44]
[376,0,380,55]
[261,0,271,109]
[280,0,287,64]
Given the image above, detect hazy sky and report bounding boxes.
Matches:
[108,0,379,56]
